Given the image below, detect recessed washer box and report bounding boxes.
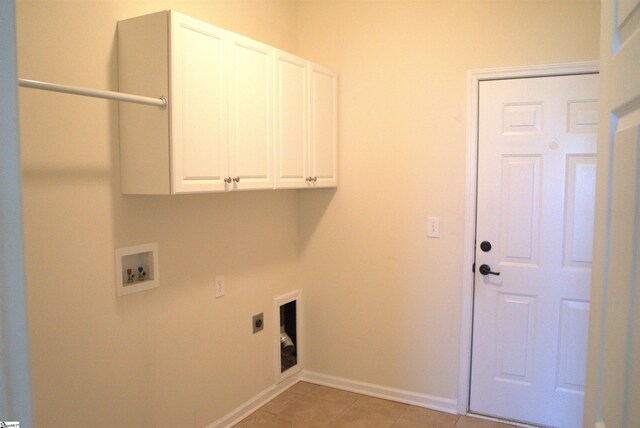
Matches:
[115,243,159,296]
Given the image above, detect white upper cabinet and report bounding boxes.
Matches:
[274,53,338,189]
[274,50,308,189]
[118,10,336,194]
[309,63,338,188]
[228,33,273,190]
[170,13,228,193]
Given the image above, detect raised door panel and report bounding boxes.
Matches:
[309,63,338,187]
[228,34,273,190]
[170,12,228,193]
[500,156,541,266]
[274,51,308,189]
[557,299,590,393]
[564,156,596,269]
[495,293,537,384]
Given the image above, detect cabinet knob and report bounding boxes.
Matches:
[224,177,232,184]
[306,177,312,182]
[233,176,240,183]
[313,176,318,182]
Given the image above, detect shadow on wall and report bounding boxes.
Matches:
[104,24,300,273]
[297,188,337,252]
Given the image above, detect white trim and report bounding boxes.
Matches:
[458,61,600,415]
[206,372,301,428]
[0,0,33,424]
[467,412,541,428]
[115,242,160,296]
[465,61,600,82]
[594,422,607,428]
[274,290,303,384]
[206,369,457,427]
[300,370,458,414]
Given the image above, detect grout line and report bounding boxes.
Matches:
[327,394,357,426]
[240,381,472,427]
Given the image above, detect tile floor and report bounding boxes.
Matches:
[233,382,516,427]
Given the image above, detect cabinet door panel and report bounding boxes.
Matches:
[228,35,273,190]
[310,64,338,187]
[171,13,228,193]
[274,51,307,189]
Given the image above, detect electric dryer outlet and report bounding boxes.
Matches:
[252,313,264,334]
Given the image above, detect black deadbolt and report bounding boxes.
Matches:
[480,241,492,252]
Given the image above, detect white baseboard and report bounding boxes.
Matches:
[206,372,301,428]
[207,369,459,427]
[300,370,458,414]
[595,422,607,428]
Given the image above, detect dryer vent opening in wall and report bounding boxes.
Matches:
[275,290,301,383]
[280,301,297,372]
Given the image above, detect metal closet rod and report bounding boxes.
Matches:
[18,78,167,108]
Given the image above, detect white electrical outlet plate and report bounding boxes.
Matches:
[427,217,440,238]
[215,275,225,298]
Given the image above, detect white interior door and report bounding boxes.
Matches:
[586,1,640,427]
[471,74,599,427]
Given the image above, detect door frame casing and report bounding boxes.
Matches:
[458,61,600,415]
[0,0,33,423]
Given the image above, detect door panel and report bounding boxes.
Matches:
[180,26,225,180]
[274,51,308,188]
[228,34,273,189]
[568,100,598,133]
[471,74,598,427]
[496,293,536,383]
[502,103,543,135]
[500,156,540,264]
[564,155,596,268]
[585,2,640,427]
[171,15,228,193]
[309,63,338,186]
[557,299,589,393]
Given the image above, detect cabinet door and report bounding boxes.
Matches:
[170,12,228,193]
[309,63,338,187]
[274,51,308,189]
[228,34,274,190]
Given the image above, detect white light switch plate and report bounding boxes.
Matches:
[427,217,440,238]
[215,275,225,298]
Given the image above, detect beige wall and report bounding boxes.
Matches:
[296,0,600,401]
[17,1,299,427]
[16,0,600,426]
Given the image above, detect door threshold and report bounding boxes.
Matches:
[466,411,546,428]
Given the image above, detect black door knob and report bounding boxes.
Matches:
[480,241,492,252]
[479,264,500,276]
